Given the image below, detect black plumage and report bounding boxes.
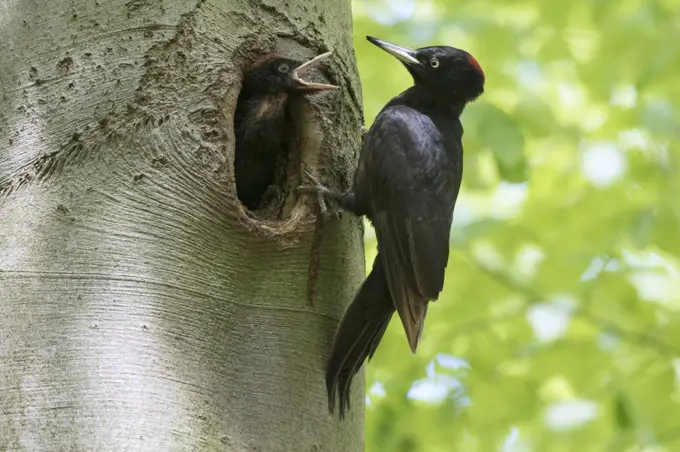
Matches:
[299,36,485,417]
[234,52,337,211]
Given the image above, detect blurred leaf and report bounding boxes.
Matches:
[614,393,633,430]
[475,103,528,182]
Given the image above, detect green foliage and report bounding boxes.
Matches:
[352,0,680,449]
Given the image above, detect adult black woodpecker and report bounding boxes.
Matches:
[234,51,338,212]
[298,36,485,417]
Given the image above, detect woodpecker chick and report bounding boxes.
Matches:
[234,51,338,212]
[298,36,485,417]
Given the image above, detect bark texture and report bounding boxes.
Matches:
[0,0,365,450]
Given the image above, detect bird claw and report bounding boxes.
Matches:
[298,169,326,191]
[296,170,342,220]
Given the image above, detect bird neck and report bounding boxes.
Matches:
[402,85,466,117]
[236,90,290,128]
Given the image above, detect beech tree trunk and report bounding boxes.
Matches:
[0,0,365,450]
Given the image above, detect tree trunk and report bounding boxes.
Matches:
[0,0,364,450]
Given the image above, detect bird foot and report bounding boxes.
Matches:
[295,170,343,220]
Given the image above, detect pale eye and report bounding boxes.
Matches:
[430,58,440,68]
[278,63,290,73]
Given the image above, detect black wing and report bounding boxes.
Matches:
[363,105,462,352]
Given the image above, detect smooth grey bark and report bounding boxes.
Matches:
[0,0,365,450]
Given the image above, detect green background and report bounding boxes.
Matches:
[351,0,680,450]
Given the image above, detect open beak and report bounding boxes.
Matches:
[291,51,339,92]
[366,36,422,67]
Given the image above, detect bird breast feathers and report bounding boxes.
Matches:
[253,94,288,120]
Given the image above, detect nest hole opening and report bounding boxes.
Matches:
[233,77,322,222]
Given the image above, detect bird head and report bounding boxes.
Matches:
[246,51,339,96]
[367,36,485,104]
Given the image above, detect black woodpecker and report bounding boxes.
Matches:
[298,36,485,417]
[234,51,338,212]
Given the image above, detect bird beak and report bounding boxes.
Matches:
[291,51,339,92]
[366,36,422,66]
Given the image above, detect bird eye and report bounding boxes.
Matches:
[430,58,440,68]
[278,63,289,73]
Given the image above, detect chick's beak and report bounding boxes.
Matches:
[291,51,339,92]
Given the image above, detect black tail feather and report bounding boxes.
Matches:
[325,257,394,418]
